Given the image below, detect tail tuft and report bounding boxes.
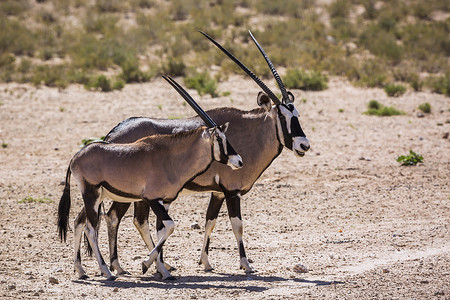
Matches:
[57,168,71,242]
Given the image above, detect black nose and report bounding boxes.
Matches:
[238,161,243,167]
[301,144,310,151]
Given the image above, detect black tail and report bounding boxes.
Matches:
[57,167,71,242]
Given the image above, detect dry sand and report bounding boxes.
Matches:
[0,77,449,299]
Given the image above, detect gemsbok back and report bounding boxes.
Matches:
[75,30,310,279]
[57,76,243,281]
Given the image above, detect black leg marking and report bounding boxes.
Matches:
[200,192,225,271]
[225,191,254,273]
[107,201,130,274]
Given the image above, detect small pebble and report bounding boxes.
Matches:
[113,287,119,292]
[49,277,59,284]
[382,269,390,273]
[294,264,308,273]
[8,285,16,290]
[190,222,201,230]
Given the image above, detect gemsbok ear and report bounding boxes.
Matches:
[202,128,214,140]
[219,122,230,133]
[286,91,295,104]
[257,92,272,111]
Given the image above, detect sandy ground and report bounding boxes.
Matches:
[0,77,449,299]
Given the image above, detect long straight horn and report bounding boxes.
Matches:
[248,30,288,103]
[162,75,217,128]
[199,31,281,105]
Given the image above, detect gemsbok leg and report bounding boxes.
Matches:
[73,209,88,279]
[199,192,225,271]
[141,199,175,279]
[82,184,116,281]
[225,191,254,273]
[105,201,131,275]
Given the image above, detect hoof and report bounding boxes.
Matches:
[107,275,117,281]
[142,262,149,274]
[79,274,89,280]
[204,267,214,273]
[117,270,131,276]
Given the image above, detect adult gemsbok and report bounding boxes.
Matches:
[79,30,310,278]
[57,76,243,281]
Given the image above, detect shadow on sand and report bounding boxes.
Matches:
[73,272,344,292]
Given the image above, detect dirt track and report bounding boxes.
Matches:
[0,77,449,299]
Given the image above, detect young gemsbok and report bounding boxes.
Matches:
[57,76,243,281]
[76,30,310,279]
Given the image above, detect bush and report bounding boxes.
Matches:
[283,68,328,91]
[354,59,387,88]
[408,74,423,91]
[426,73,450,97]
[364,100,405,116]
[184,71,218,97]
[368,99,381,110]
[112,79,125,90]
[418,102,431,113]
[92,75,112,92]
[31,65,68,88]
[161,58,186,77]
[384,83,406,97]
[119,57,151,83]
[396,150,423,166]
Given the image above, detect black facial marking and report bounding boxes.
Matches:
[217,134,229,163]
[290,116,306,137]
[226,141,238,156]
[277,108,293,150]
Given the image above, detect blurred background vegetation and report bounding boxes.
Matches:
[0,0,449,95]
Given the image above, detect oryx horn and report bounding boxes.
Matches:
[248,30,288,103]
[162,75,217,128]
[199,31,281,105]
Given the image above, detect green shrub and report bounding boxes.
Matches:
[396,150,423,166]
[426,73,450,97]
[364,100,405,116]
[368,99,381,110]
[418,102,431,113]
[161,58,186,77]
[31,65,68,88]
[408,74,424,91]
[283,68,328,91]
[354,59,387,88]
[119,57,151,83]
[19,197,53,204]
[328,0,350,18]
[93,75,112,92]
[384,83,406,97]
[81,136,105,147]
[112,79,125,90]
[184,71,218,97]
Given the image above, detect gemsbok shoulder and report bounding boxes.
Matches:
[57,76,243,281]
[76,30,310,279]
